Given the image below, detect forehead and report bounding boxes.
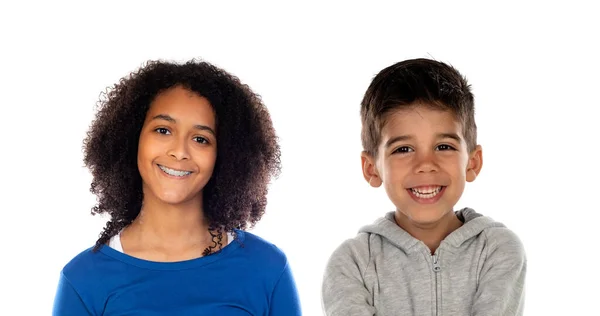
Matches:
[381,105,463,137]
[146,86,215,125]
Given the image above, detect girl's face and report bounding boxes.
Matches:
[137,86,217,206]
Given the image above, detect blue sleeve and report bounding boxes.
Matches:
[52,272,93,316]
[269,262,302,316]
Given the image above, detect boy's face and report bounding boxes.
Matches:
[137,86,217,206]
[361,105,482,226]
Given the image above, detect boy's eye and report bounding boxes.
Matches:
[155,128,170,135]
[393,146,413,154]
[436,144,455,151]
[193,136,209,144]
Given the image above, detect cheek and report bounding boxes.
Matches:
[383,160,409,189]
[446,157,468,181]
[384,156,404,174]
[207,151,218,169]
[137,134,150,156]
[137,145,151,166]
[193,148,217,168]
[137,145,153,174]
[138,135,164,161]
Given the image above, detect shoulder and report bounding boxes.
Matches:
[481,225,527,262]
[330,215,392,260]
[327,214,394,264]
[325,232,373,271]
[234,230,290,272]
[62,246,104,277]
[60,245,118,290]
[334,233,371,255]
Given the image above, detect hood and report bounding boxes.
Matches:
[358,208,505,251]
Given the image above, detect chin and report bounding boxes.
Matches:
[405,208,450,225]
[153,189,200,205]
[159,197,189,205]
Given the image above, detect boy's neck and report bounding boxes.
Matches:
[394,210,463,254]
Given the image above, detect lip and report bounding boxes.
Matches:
[408,184,444,189]
[157,164,192,173]
[156,164,193,179]
[406,186,446,204]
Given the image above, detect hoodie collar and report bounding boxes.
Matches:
[358,208,505,251]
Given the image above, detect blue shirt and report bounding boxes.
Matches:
[53,230,301,315]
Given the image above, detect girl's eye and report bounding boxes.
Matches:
[436,144,456,151]
[155,128,170,135]
[393,146,413,154]
[194,136,209,144]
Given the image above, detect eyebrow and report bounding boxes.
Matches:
[151,114,216,136]
[385,133,462,148]
[385,135,412,148]
[438,133,462,142]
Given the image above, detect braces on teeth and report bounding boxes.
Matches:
[159,165,191,177]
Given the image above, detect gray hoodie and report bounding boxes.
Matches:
[322,208,526,316]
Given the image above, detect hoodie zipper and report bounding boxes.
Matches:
[432,253,441,316]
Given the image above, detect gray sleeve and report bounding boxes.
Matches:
[321,237,376,316]
[471,229,527,316]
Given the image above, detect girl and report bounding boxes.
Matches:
[53,59,301,315]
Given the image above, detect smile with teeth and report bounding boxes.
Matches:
[409,186,443,199]
[158,165,192,177]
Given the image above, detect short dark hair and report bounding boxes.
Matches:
[84,59,281,250]
[360,58,476,156]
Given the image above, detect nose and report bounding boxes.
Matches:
[167,136,190,160]
[414,151,438,174]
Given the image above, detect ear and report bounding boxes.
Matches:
[466,145,483,182]
[361,151,382,188]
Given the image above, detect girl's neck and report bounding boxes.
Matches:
[124,192,210,250]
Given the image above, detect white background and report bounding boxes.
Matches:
[1,1,598,315]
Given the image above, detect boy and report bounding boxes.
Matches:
[321,58,526,315]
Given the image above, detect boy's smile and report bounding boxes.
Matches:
[407,185,446,204]
[361,104,483,227]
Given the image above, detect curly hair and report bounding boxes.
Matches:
[84,59,281,251]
